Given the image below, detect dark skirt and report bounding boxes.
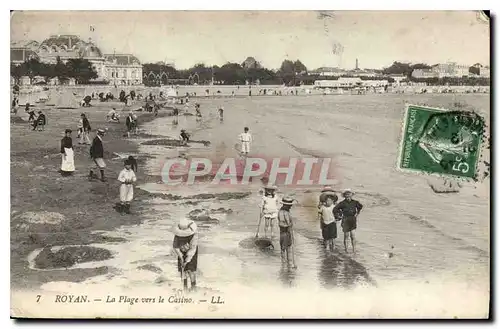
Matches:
[279,226,292,249]
[321,222,337,240]
[342,216,357,233]
[177,247,198,272]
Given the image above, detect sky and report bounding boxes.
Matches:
[10,11,490,70]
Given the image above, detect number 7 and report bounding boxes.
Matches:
[36,295,41,302]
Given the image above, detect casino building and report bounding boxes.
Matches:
[10,34,143,85]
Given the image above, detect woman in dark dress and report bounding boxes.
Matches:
[173,218,199,291]
[60,129,75,176]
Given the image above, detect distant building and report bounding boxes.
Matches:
[311,67,346,77]
[104,54,143,85]
[10,47,39,65]
[10,34,143,85]
[480,66,490,78]
[431,62,470,78]
[390,74,408,84]
[314,77,387,89]
[411,69,437,79]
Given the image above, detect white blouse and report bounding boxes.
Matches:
[118,168,137,184]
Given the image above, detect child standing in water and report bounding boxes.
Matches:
[117,159,137,214]
[258,184,279,239]
[318,193,339,251]
[173,218,199,292]
[278,196,297,269]
[334,189,363,253]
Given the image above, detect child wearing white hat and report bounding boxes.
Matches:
[259,184,279,239]
[277,196,297,269]
[173,218,199,291]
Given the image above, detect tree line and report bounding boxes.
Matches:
[142,58,308,86]
[10,56,98,85]
[11,56,489,87]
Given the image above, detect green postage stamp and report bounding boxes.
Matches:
[397,104,485,179]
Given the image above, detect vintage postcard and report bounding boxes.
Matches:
[10,10,490,319]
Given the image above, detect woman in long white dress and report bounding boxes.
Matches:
[60,129,75,176]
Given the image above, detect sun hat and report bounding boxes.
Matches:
[97,128,106,135]
[281,196,294,206]
[64,129,72,134]
[173,218,197,237]
[321,186,334,193]
[342,189,354,197]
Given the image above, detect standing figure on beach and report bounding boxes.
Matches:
[172,107,179,126]
[79,113,91,145]
[179,129,190,146]
[318,192,339,251]
[173,218,199,292]
[217,106,224,122]
[278,196,297,269]
[117,159,137,214]
[238,127,252,156]
[258,184,279,239]
[11,97,18,114]
[195,103,202,121]
[125,112,136,138]
[333,189,363,253]
[89,129,107,182]
[60,129,75,177]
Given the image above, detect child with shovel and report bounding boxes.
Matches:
[173,218,199,292]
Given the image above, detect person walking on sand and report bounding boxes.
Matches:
[117,159,137,214]
[318,192,339,252]
[125,112,135,138]
[333,189,363,253]
[278,196,297,269]
[173,218,199,292]
[179,129,190,146]
[217,106,224,122]
[89,129,107,182]
[79,113,92,145]
[238,127,252,156]
[195,103,202,121]
[258,184,279,239]
[60,129,75,177]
